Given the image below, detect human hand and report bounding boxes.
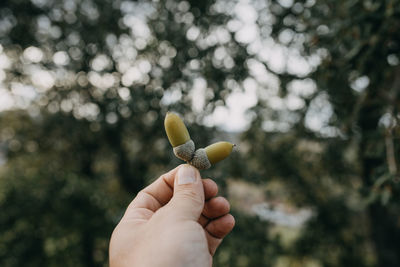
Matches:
[109,164,235,267]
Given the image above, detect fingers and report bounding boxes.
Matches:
[198,197,230,227]
[203,197,230,219]
[198,214,209,227]
[126,166,179,213]
[168,164,204,221]
[197,180,219,226]
[197,197,234,255]
[206,214,235,238]
[203,178,218,200]
[205,214,235,255]
[128,165,218,213]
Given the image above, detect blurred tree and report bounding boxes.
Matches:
[1,0,399,266]
[0,0,253,266]
[239,0,400,266]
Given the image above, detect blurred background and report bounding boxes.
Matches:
[0,0,400,266]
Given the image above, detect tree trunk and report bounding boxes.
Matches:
[358,97,400,267]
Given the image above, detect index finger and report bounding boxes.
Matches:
[127,165,179,213]
[126,166,219,213]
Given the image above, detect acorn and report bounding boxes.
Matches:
[164,112,195,162]
[190,141,235,170]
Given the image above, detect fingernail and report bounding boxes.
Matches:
[177,165,197,185]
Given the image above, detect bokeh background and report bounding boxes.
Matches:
[1,0,400,266]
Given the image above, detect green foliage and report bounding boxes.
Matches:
[1,0,400,266]
[243,0,400,265]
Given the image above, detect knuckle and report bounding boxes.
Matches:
[178,189,203,204]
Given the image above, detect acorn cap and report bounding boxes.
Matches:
[205,141,234,165]
[190,148,211,170]
[164,112,191,147]
[190,142,235,170]
[173,140,195,162]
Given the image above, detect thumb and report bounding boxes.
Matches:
[167,164,204,221]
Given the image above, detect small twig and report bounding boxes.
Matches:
[384,66,400,178]
[385,126,397,175]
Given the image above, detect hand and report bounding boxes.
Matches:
[109,164,235,267]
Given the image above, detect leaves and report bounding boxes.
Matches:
[1,0,400,266]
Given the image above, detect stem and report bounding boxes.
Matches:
[385,127,397,175]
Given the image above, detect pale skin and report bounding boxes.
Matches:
[109,164,235,267]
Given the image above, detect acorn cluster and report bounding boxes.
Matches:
[164,112,235,170]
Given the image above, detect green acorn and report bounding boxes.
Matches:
[164,112,195,162]
[190,142,235,170]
